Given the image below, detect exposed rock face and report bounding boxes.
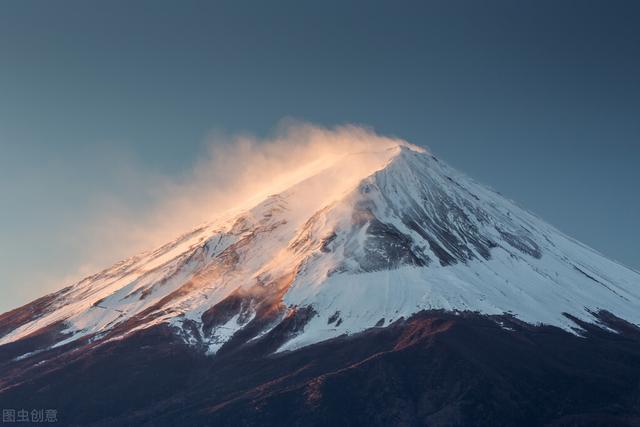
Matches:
[1,311,640,426]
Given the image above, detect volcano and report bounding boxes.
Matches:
[1,142,639,426]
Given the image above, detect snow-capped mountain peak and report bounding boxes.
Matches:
[2,143,639,356]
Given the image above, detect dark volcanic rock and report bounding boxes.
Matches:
[1,311,639,426]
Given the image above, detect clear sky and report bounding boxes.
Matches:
[1,0,639,312]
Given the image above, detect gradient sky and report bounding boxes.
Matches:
[1,0,639,312]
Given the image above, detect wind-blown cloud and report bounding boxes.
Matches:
[56,121,418,295]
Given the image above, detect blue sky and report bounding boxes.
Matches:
[1,0,639,311]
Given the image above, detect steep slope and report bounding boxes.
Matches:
[281,146,640,348]
[1,144,639,359]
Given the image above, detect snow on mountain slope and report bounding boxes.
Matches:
[0,146,403,348]
[2,143,639,356]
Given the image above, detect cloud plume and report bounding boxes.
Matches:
[69,121,419,285]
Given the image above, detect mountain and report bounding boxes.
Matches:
[1,143,639,426]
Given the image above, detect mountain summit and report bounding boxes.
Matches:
[2,144,638,353]
[2,140,639,426]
